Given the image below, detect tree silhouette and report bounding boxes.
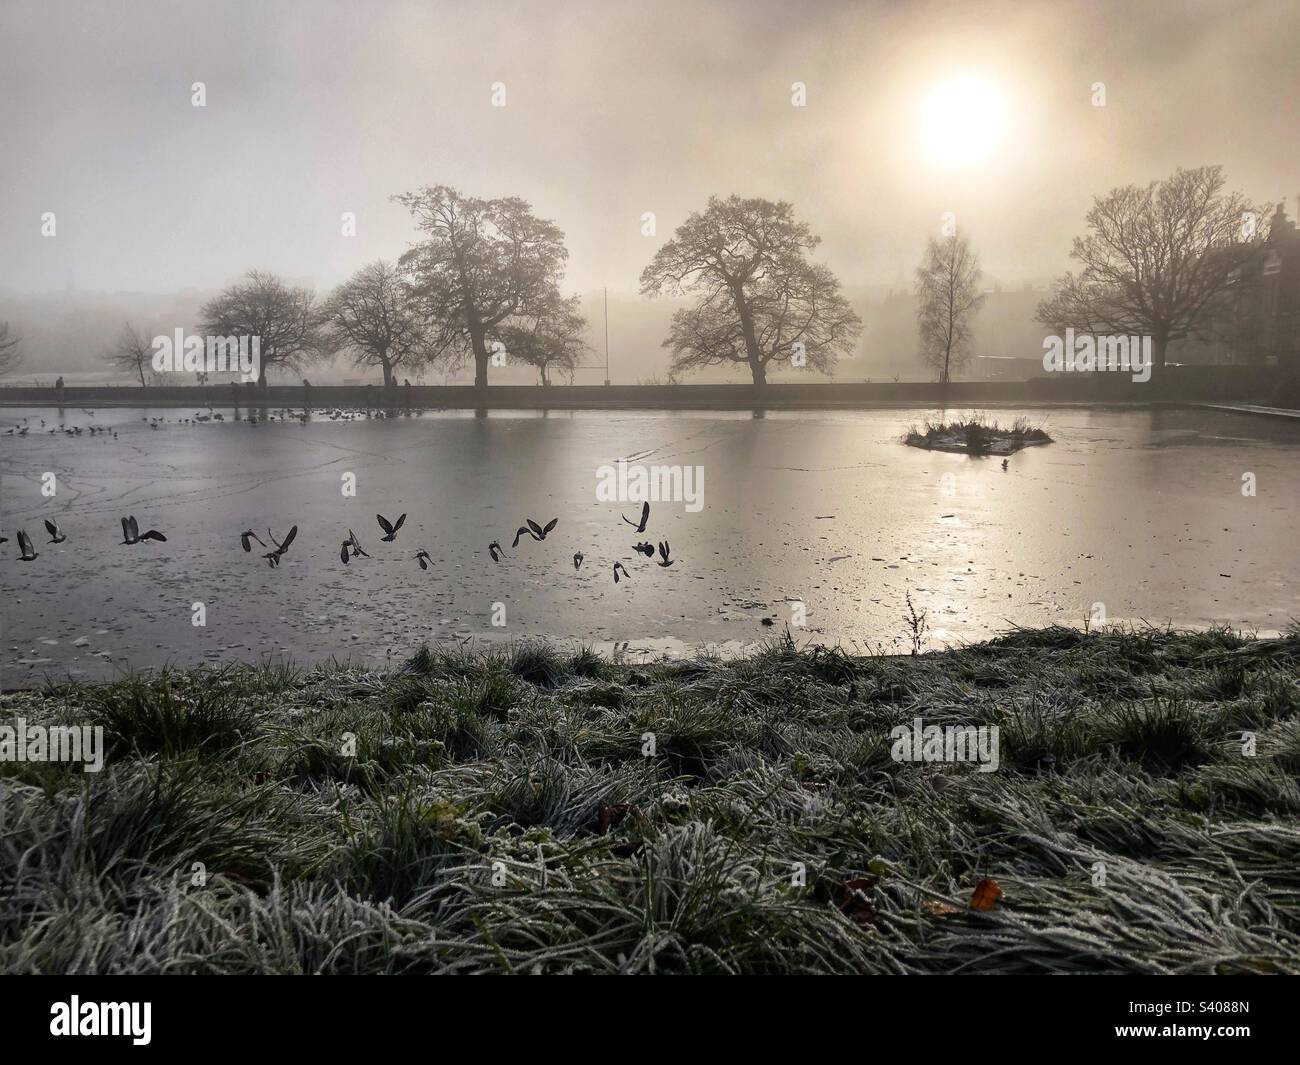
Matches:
[394,186,569,393]
[101,322,152,387]
[497,291,589,386]
[1037,166,1263,371]
[200,271,323,389]
[319,261,431,387]
[640,196,860,388]
[914,233,986,383]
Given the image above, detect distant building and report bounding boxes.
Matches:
[1172,201,1300,368]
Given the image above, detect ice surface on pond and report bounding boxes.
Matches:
[1,404,1297,682]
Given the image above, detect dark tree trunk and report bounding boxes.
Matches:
[731,283,767,392]
[467,312,490,393]
[1151,334,1169,370]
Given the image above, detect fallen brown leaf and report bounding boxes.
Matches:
[969,878,1003,911]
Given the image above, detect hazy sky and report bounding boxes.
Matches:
[2,0,1296,298]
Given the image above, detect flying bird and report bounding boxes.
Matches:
[488,540,503,562]
[622,501,650,532]
[120,516,166,545]
[513,518,557,546]
[416,549,431,570]
[263,525,297,567]
[43,519,66,544]
[573,551,584,570]
[613,562,629,584]
[240,530,266,552]
[528,517,558,540]
[377,512,407,542]
[340,528,370,563]
[16,530,38,561]
[633,541,655,557]
[657,541,674,567]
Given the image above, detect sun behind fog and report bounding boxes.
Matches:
[920,76,1008,166]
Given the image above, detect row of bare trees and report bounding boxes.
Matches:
[98,187,863,392]
[913,165,1272,381]
[93,163,1268,390]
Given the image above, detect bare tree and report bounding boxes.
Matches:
[393,186,569,393]
[102,321,152,387]
[0,321,22,377]
[640,196,860,388]
[1036,166,1263,371]
[319,261,431,386]
[200,270,323,389]
[497,292,589,386]
[915,233,986,383]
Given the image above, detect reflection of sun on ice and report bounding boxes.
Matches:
[920,77,1007,166]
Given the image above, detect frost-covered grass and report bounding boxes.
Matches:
[3,627,1299,974]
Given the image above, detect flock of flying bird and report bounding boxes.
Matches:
[6,499,679,584]
[6,412,681,579]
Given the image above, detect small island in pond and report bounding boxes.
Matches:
[905,414,1054,455]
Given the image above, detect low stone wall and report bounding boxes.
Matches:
[0,366,1283,409]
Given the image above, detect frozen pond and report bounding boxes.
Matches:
[1,404,1298,683]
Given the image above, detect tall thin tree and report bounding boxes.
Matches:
[915,233,986,383]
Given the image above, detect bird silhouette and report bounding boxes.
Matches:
[416,548,432,570]
[613,562,629,584]
[120,516,166,544]
[263,525,297,567]
[657,541,674,567]
[633,541,655,557]
[340,529,369,563]
[377,513,406,541]
[573,551,584,570]
[240,530,266,552]
[488,540,503,562]
[43,519,66,544]
[16,530,38,561]
[622,501,650,532]
[514,518,557,546]
[1001,459,1009,470]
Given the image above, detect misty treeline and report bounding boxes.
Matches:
[77,164,1274,390]
[913,165,1277,381]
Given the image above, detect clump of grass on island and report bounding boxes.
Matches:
[905,413,1053,455]
[3,626,1300,975]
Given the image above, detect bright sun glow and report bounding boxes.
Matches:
[920,77,1008,167]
